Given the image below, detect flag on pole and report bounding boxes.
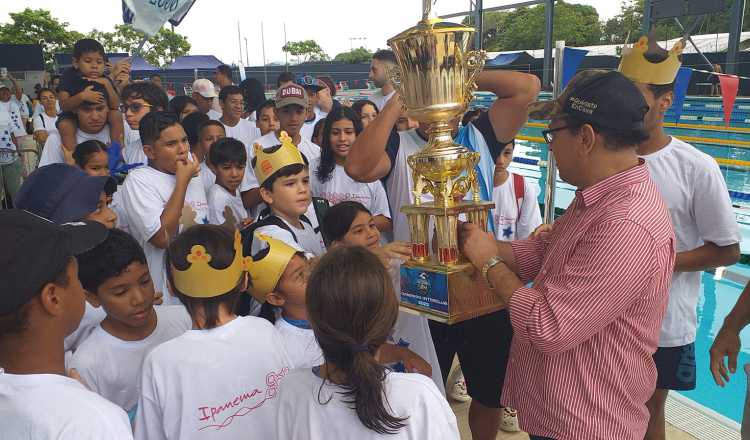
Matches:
[670,67,693,123]
[122,0,196,36]
[719,74,740,126]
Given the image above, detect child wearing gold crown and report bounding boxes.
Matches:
[243,132,326,258]
[247,233,431,375]
[619,35,741,440]
[134,224,291,440]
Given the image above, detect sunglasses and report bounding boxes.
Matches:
[119,102,152,114]
[541,125,571,143]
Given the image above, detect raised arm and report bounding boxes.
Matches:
[345,94,401,182]
[478,70,541,143]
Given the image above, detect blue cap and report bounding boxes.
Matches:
[15,164,117,224]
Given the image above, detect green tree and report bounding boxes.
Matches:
[334,47,373,63]
[88,24,190,68]
[282,40,329,63]
[0,8,81,69]
[464,1,602,51]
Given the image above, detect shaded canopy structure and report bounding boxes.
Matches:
[167,55,224,70]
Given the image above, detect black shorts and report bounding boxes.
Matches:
[654,343,696,390]
[429,309,513,408]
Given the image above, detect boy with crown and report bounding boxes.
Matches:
[619,34,741,440]
[243,131,326,258]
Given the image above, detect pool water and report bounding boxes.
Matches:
[508,132,749,425]
[682,272,749,424]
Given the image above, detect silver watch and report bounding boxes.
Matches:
[481,256,505,287]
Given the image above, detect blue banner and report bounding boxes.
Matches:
[561,47,589,90]
[670,67,693,123]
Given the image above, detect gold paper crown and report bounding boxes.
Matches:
[246,234,299,302]
[253,131,305,185]
[618,36,685,85]
[171,230,252,298]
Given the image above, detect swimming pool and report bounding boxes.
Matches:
[508,133,749,425]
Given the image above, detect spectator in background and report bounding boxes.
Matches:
[352,99,378,129]
[0,82,27,208]
[150,74,163,89]
[168,95,199,121]
[214,64,234,90]
[710,64,723,97]
[32,88,59,146]
[368,50,397,111]
[276,71,295,89]
[238,78,266,122]
[191,78,222,120]
[50,74,62,93]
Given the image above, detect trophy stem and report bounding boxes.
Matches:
[424,120,456,155]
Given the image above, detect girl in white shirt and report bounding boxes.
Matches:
[321,201,444,395]
[312,107,392,233]
[135,225,291,440]
[275,245,458,440]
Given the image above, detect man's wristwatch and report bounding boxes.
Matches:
[481,256,505,287]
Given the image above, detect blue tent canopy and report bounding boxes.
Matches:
[487,51,535,67]
[167,55,224,70]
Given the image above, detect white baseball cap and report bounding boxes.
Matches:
[192,78,217,98]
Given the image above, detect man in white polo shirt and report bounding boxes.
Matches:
[38,97,110,167]
[368,50,397,111]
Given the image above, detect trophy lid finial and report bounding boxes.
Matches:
[422,0,438,21]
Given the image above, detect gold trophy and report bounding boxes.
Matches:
[389,1,503,323]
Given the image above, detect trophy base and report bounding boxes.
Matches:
[399,259,505,324]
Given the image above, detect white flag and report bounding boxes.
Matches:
[123,0,196,36]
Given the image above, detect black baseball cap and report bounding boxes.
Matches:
[528,70,649,130]
[0,210,108,315]
[15,164,117,224]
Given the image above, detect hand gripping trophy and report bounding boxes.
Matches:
[389,1,503,323]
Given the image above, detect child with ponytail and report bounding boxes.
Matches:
[275,246,458,439]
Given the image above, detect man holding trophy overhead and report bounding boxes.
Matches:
[346,1,540,438]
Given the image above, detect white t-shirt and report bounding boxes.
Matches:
[207,109,222,121]
[123,123,146,165]
[310,159,391,219]
[253,215,326,257]
[385,130,433,242]
[64,301,107,364]
[38,126,111,167]
[134,316,291,440]
[221,118,262,151]
[110,188,131,234]
[640,137,741,347]
[0,371,133,440]
[33,112,58,134]
[369,89,396,112]
[490,174,542,241]
[299,107,327,142]
[11,95,29,119]
[274,317,323,369]
[120,166,210,304]
[70,306,191,421]
[207,183,248,227]
[276,369,459,440]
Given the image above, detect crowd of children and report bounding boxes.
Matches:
[5,31,744,440]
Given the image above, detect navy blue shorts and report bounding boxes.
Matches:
[653,343,696,390]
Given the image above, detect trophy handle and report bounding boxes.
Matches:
[464,50,486,108]
[386,64,406,98]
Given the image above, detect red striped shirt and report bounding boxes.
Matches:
[503,161,675,440]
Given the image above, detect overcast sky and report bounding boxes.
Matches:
[1,1,621,66]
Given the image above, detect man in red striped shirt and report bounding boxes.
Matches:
[459,70,676,440]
